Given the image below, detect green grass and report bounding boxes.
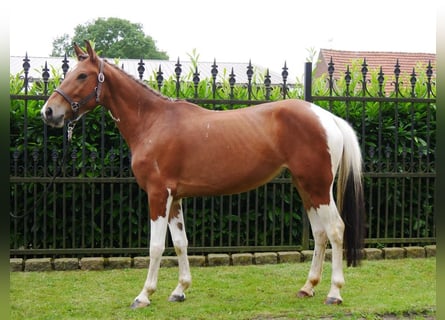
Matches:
[10,258,435,319]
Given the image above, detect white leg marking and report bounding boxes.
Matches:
[132,188,173,309]
[168,199,191,301]
[299,207,328,297]
[299,202,345,302]
[316,202,345,302]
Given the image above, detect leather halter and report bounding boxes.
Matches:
[54,58,105,121]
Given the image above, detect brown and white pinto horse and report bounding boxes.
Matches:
[41,41,365,307]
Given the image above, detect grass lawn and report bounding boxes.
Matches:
[10,258,435,319]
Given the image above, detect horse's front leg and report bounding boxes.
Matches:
[167,198,191,302]
[131,188,173,309]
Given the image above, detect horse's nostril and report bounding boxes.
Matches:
[45,107,53,117]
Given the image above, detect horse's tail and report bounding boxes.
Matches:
[334,116,366,267]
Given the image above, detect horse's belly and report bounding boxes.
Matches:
[176,154,285,197]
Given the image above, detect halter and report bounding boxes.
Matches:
[54,58,105,122]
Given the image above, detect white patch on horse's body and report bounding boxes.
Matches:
[309,103,343,176]
[310,102,363,214]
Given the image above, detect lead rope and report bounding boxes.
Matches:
[10,120,76,220]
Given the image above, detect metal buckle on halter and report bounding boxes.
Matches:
[67,121,76,141]
[71,102,80,113]
[96,60,105,102]
[98,72,105,83]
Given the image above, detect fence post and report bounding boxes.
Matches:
[304,62,312,102]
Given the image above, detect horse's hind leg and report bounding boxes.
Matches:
[297,201,345,304]
[292,173,345,304]
[167,198,191,302]
[297,206,328,298]
[309,202,345,305]
[323,204,345,304]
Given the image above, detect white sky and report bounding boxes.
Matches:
[9,0,437,80]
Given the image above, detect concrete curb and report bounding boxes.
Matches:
[10,245,436,272]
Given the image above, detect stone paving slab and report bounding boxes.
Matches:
[277,251,301,263]
[232,253,253,266]
[382,247,406,259]
[107,257,132,269]
[53,258,79,271]
[405,246,426,258]
[364,248,383,260]
[207,254,230,266]
[80,257,104,271]
[24,258,52,272]
[425,245,436,257]
[189,255,206,267]
[10,258,24,272]
[254,252,277,265]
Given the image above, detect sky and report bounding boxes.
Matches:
[9,0,437,80]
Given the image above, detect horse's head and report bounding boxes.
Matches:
[41,40,105,128]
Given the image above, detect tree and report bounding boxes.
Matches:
[51,17,169,59]
[51,33,71,57]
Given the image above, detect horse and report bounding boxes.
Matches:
[41,40,365,308]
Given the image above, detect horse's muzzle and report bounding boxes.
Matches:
[41,105,65,128]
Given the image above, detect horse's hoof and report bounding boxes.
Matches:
[168,293,186,302]
[324,297,343,305]
[297,289,314,298]
[130,297,150,309]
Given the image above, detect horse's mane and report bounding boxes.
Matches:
[103,59,175,102]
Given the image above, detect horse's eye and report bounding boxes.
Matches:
[77,73,87,80]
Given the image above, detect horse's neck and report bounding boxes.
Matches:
[102,70,169,149]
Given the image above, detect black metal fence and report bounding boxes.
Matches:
[9,55,436,258]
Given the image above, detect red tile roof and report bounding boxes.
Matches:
[315,48,436,83]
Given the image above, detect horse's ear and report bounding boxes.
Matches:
[84,40,97,63]
[73,42,88,61]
